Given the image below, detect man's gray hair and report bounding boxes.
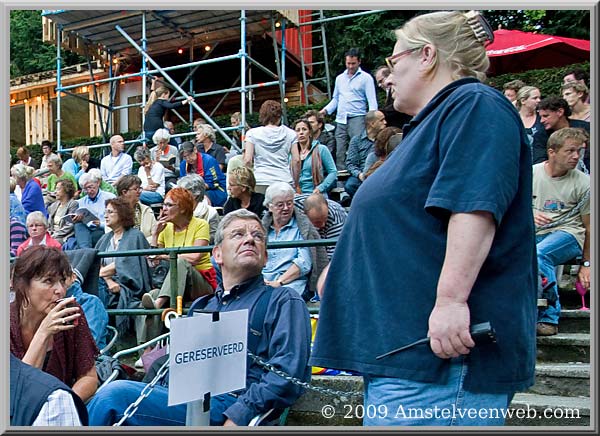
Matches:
[264,182,295,206]
[177,174,206,202]
[197,123,216,142]
[152,128,171,144]
[214,209,266,246]
[80,168,102,186]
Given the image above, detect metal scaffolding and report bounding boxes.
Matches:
[42,9,294,153]
[41,9,387,153]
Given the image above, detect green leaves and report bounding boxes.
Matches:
[10,10,84,78]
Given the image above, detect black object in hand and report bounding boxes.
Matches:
[375,322,496,360]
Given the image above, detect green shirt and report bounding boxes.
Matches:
[46,172,77,192]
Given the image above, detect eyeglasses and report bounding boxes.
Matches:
[385,47,421,70]
[82,184,98,191]
[127,186,143,192]
[105,209,117,215]
[27,223,45,228]
[272,200,294,210]
[163,202,177,208]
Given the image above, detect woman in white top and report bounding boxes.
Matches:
[244,99,300,194]
[134,147,165,206]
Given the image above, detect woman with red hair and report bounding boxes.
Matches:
[143,187,216,309]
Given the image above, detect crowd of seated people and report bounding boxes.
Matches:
[15,67,595,424]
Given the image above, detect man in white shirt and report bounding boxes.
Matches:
[101,135,133,186]
[320,48,378,171]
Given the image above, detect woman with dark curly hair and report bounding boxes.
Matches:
[95,197,152,335]
[10,246,98,402]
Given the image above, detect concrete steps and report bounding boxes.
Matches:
[536,333,590,363]
[559,309,590,333]
[528,363,589,397]
[507,393,590,426]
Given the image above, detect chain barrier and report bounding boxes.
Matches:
[113,350,361,426]
[114,359,170,426]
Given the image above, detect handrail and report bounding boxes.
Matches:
[101,238,336,315]
[96,238,338,258]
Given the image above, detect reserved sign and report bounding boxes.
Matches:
[168,309,248,406]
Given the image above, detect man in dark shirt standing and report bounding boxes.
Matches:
[536,97,590,172]
[87,209,311,426]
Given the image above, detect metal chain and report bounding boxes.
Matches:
[114,359,170,426]
[112,350,362,425]
[536,189,590,231]
[247,351,362,399]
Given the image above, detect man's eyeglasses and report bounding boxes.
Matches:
[385,47,421,70]
[127,186,143,192]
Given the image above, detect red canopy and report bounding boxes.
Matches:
[486,29,590,76]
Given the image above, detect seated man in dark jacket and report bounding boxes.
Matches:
[10,354,88,426]
[87,209,311,426]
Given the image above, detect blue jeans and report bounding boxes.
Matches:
[536,231,582,325]
[140,190,164,206]
[74,223,104,249]
[334,116,365,171]
[344,176,362,198]
[363,357,513,426]
[87,380,236,426]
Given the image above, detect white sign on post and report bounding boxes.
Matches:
[168,309,248,406]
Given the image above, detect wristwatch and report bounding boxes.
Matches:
[581,259,591,267]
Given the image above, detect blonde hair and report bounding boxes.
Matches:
[516,86,539,110]
[561,81,589,98]
[72,145,90,163]
[395,10,490,82]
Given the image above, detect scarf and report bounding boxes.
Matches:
[186,151,205,177]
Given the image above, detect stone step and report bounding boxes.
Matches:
[559,309,590,333]
[288,375,363,426]
[536,333,590,363]
[507,393,590,426]
[528,363,590,397]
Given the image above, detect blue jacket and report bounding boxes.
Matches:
[200,275,311,425]
[180,152,227,206]
[10,354,88,426]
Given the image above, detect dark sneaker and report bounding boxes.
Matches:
[536,322,558,336]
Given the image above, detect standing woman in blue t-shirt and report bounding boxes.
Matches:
[310,11,536,427]
[143,85,193,143]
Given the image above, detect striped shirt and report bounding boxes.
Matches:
[294,194,347,259]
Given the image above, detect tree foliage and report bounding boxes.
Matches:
[10,10,84,78]
[484,10,590,39]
